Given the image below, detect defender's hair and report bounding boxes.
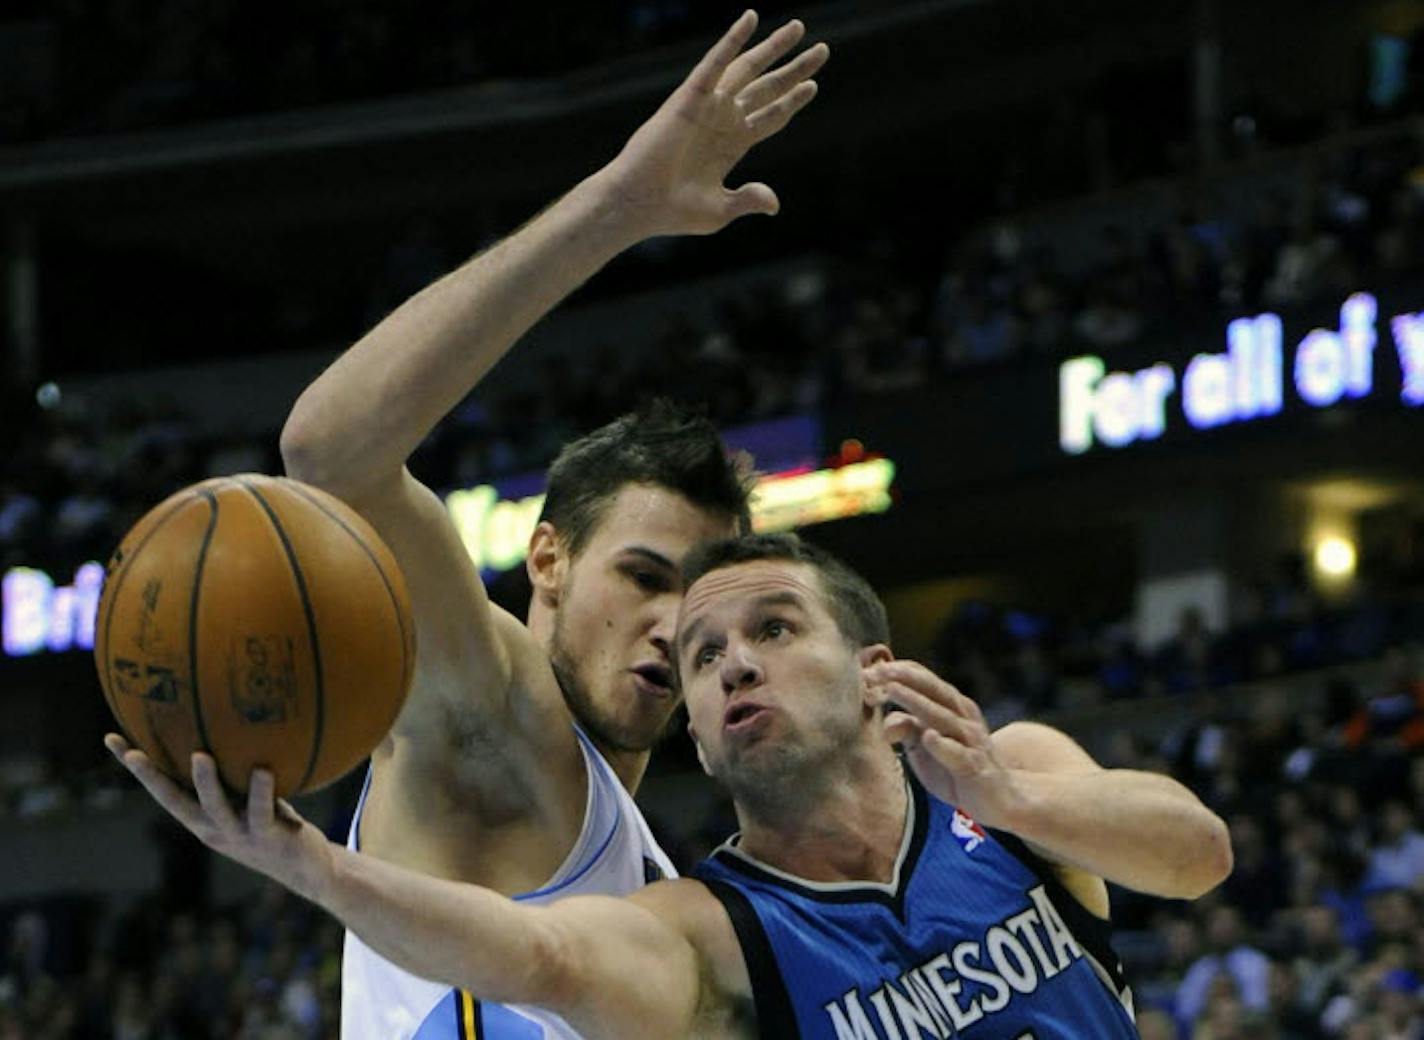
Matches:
[539,400,753,555]
[681,532,891,649]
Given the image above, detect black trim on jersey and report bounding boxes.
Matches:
[699,877,801,1040]
[704,779,930,920]
[988,827,1131,1000]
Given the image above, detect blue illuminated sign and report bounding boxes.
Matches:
[3,562,104,656]
[1061,292,1424,454]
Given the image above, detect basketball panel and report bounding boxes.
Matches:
[194,481,322,796]
[255,477,415,790]
[96,492,216,783]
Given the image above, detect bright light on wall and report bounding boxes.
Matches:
[1314,536,1357,578]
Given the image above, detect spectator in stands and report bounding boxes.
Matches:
[1291,905,1359,1019]
[1176,905,1273,1026]
[1366,801,1424,891]
[1344,645,1424,752]
[1223,814,1283,927]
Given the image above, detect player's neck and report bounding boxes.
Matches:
[734,753,908,885]
[591,741,651,793]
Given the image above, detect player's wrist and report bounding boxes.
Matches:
[982,767,1038,834]
[580,163,674,244]
[290,828,342,909]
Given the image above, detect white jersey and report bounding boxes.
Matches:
[341,725,677,1039]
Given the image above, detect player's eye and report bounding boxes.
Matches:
[760,619,791,640]
[627,568,668,592]
[694,645,722,669]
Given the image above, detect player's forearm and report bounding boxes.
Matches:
[312,842,562,1005]
[999,769,1232,899]
[280,170,644,496]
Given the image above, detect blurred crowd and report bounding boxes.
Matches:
[1098,653,1424,1040]
[929,561,1424,723]
[7,121,1424,576]
[0,884,345,1039]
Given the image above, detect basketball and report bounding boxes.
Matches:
[93,474,416,797]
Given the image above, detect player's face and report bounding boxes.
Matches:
[677,560,872,796]
[550,484,736,753]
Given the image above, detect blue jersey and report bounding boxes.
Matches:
[693,779,1138,1039]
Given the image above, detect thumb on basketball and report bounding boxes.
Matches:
[275,798,305,832]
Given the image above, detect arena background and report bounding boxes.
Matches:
[2,1,1424,1036]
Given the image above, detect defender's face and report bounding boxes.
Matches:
[552,484,735,753]
[676,560,870,786]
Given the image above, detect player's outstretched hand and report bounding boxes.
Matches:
[601,9,828,237]
[867,661,1019,828]
[104,734,334,903]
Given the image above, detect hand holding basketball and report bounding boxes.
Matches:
[105,735,334,903]
[95,474,416,798]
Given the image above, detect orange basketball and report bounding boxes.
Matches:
[94,474,416,797]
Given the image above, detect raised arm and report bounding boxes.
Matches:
[281,10,824,496]
[106,738,736,1039]
[871,661,1232,906]
[277,11,827,742]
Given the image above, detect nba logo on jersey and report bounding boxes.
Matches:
[951,808,987,852]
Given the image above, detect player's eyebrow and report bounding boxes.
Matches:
[677,590,808,658]
[619,546,678,571]
[749,590,807,613]
[677,617,708,660]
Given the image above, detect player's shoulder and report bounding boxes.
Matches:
[629,879,754,1020]
[629,877,722,914]
[628,881,743,961]
[489,605,571,709]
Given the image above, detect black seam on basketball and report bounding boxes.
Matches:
[237,479,326,792]
[189,490,221,758]
[99,492,201,748]
[281,480,412,689]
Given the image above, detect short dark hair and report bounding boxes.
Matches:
[539,400,753,555]
[681,532,891,649]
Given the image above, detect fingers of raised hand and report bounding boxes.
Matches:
[744,80,818,142]
[722,18,806,96]
[736,41,827,117]
[722,181,780,221]
[685,10,760,96]
[878,680,982,748]
[868,662,982,723]
[919,730,976,775]
[882,710,924,749]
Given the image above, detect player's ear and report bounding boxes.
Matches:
[858,644,893,708]
[858,644,893,667]
[687,721,713,777]
[526,521,567,608]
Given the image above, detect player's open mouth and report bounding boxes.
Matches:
[724,701,769,730]
[632,664,674,696]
